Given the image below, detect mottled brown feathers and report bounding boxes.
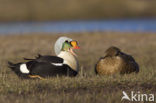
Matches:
[95,46,139,75]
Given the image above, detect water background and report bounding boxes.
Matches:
[0,19,156,35]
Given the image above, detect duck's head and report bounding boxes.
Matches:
[105,46,121,57]
[54,36,80,55]
[61,40,80,56]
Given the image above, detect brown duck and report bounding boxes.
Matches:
[95,46,139,75]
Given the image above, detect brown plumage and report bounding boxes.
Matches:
[95,46,139,75]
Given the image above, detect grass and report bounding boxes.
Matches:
[0,0,156,21]
[0,32,156,103]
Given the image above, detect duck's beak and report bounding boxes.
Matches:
[70,41,80,49]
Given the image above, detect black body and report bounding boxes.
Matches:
[8,55,77,79]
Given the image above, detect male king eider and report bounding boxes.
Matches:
[95,46,139,75]
[8,39,80,79]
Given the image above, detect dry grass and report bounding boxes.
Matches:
[0,0,156,21]
[0,32,156,103]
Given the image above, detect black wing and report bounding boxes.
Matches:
[24,54,63,63]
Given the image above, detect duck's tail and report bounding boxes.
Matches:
[8,61,29,78]
[8,61,15,68]
[8,61,21,72]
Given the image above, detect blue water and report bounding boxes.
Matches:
[0,19,156,34]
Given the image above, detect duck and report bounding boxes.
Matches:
[8,38,80,79]
[95,46,139,75]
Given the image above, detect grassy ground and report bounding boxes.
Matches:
[0,32,156,103]
[0,0,156,21]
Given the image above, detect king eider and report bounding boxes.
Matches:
[95,46,139,75]
[8,40,80,79]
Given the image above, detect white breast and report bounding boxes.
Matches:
[57,51,79,72]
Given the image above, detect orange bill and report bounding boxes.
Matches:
[70,41,80,49]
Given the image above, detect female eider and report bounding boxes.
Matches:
[95,46,139,75]
[8,40,80,79]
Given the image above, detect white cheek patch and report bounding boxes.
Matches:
[20,64,30,74]
[51,63,63,66]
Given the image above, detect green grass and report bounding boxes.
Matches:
[0,0,156,21]
[0,32,156,103]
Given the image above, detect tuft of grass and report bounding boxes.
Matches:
[0,32,156,103]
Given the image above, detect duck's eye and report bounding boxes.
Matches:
[65,40,69,43]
